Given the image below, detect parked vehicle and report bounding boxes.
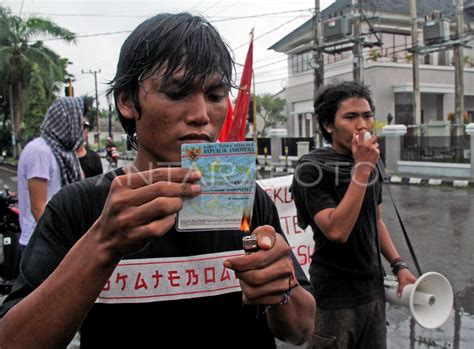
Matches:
[0,185,20,294]
[105,137,119,169]
[107,145,119,168]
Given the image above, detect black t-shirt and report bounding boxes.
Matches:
[1,168,311,348]
[291,148,384,309]
[79,146,103,178]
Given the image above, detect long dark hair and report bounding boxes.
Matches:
[315,81,375,144]
[108,12,236,149]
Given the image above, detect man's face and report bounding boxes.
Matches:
[122,69,229,164]
[325,97,374,155]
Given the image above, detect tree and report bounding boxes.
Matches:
[0,5,76,157]
[22,63,49,142]
[255,94,286,137]
[82,95,96,129]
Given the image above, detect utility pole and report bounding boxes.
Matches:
[454,0,465,137]
[313,0,324,145]
[410,0,422,129]
[107,94,113,139]
[82,69,101,144]
[352,0,364,83]
[313,0,324,90]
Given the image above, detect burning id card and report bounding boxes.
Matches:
[177,141,256,231]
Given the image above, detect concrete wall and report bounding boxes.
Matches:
[397,161,471,178]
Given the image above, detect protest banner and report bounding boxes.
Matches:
[257,175,314,277]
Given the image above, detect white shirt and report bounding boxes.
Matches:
[17,137,61,246]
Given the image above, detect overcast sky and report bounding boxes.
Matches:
[2,0,335,107]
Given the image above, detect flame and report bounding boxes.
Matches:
[240,211,251,233]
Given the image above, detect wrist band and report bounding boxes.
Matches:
[390,257,403,266]
[391,260,409,275]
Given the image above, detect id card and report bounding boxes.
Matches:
[177,141,256,231]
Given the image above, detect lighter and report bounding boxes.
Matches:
[240,206,259,254]
[242,234,259,254]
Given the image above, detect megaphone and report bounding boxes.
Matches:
[384,272,453,329]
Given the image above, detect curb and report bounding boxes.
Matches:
[257,165,294,174]
[388,175,474,188]
[256,166,474,188]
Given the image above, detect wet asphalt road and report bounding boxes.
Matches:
[2,162,473,348]
[381,184,474,349]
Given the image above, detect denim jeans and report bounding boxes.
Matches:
[306,295,387,349]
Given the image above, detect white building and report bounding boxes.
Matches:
[269,0,474,137]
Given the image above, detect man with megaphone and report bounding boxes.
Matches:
[291,81,417,349]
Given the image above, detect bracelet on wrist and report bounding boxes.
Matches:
[391,261,408,275]
[390,257,403,266]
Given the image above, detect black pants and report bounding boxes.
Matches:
[306,296,387,349]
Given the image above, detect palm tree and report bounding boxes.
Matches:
[0,5,76,157]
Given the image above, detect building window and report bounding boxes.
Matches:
[294,113,314,137]
[290,52,312,75]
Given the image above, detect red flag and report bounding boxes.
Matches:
[218,97,234,142]
[219,31,253,142]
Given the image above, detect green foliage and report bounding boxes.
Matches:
[0,5,76,154]
[83,95,96,129]
[255,94,287,137]
[373,119,386,136]
[82,95,119,132]
[22,64,49,142]
[367,49,381,62]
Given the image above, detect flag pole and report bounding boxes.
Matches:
[252,70,257,145]
[222,27,253,142]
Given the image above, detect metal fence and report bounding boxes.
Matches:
[247,137,316,157]
[400,135,470,163]
[245,135,470,164]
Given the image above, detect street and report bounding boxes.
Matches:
[381,184,474,349]
[0,164,19,194]
[275,182,474,349]
[1,163,473,348]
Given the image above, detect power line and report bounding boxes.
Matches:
[233,14,309,50]
[208,0,240,18]
[30,10,311,46]
[19,0,25,17]
[255,77,288,85]
[188,0,207,12]
[201,0,222,14]
[254,57,288,70]
[21,9,311,21]
[254,53,284,64]
[20,12,149,18]
[40,30,132,41]
[212,9,312,22]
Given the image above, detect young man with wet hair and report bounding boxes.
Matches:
[291,81,416,349]
[0,13,315,348]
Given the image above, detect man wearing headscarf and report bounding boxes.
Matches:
[17,96,84,250]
